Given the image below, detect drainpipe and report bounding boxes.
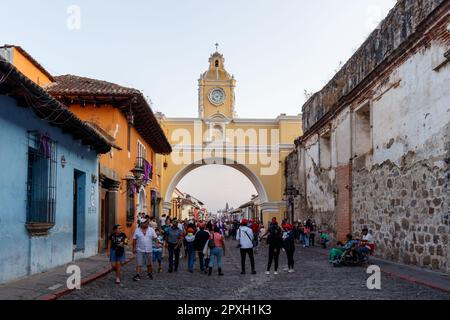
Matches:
[349,108,354,235]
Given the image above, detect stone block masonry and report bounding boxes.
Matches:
[285,0,450,272]
[352,154,449,271]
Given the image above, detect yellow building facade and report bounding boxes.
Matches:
[156,50,302,227]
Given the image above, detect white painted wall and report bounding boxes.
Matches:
[372,43,450,167]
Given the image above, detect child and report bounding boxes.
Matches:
[153,229,164,273]
[184,228,196,273]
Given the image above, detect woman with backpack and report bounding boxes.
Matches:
[265,221,283,275]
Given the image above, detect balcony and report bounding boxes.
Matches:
[131,157,152,188]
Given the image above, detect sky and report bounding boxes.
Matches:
[1,0,397,213]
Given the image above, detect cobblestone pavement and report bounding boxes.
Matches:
[62,240,450,300]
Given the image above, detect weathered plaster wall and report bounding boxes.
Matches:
[0,96,100,284]
[287,0,449,270]
[302,135,336,228]
[352,41,450,272]
[302,0,446,131]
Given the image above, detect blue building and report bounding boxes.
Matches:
[0,58,112,284]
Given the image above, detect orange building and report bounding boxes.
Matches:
[46,75,172,246]
[1,45,171,249]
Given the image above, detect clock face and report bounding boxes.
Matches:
[209,88,225,105]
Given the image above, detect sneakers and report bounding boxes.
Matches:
[133,274,141,281]
[251,270,257,275]
[283,267,289,271]
[158,267,163,273]
[115,278,121,284]
[265,271,270,275]
[288,269,295,273]
[274,271,279,275]
[147,273,153,280]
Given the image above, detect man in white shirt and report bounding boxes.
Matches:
[358,228,375,257]
[362,229,374,244]
[236,219,256,275]
[132,219,157,281]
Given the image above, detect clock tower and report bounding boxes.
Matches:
[198,48,236,120]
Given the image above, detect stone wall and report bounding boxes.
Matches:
[285,0,450,272]
[352,151,449,271]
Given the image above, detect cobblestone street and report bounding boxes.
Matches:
[62,241,450,300]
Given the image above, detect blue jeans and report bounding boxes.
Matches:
[187,250,196,271]
[209,247,223,270]
[301,234,309,247]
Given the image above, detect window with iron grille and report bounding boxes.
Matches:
[26,131,57,225]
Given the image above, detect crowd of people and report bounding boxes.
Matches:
[107,213,373,284]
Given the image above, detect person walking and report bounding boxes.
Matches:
[162,217,171,258]
[236,219,256,275]
[167,219,184,273]
[308,220,316,247]
[303,222,310,248]
[250,219,260,254]
[208,226,226,276]
[107,224,128,284]
[153,228,164,273]
[265,221,283,275]
[194,223,210,273]
[132,220,157,281]
[185,228,196,273]
[283,224,296,273]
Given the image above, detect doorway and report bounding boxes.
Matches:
[73,170,86,251]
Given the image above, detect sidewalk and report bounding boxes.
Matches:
[0,251,134,300]
[309,246,450,293]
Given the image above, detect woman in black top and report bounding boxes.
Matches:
[108,224,128,284]
[265,222,283,275]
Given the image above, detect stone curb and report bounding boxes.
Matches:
[378,269,450,294]
[310,247,450,294]
[39,257,135,301]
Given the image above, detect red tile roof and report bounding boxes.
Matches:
[0,59,113,154]
[47,74,139,96]
[47,75,172,154]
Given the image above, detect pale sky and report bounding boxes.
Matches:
[1,0,397,213]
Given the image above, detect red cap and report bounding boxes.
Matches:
[285,224,293,230]
[241,219,248,225]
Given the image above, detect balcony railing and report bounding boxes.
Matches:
[131,157,153,188]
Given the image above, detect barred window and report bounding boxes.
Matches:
[26,131,57,225]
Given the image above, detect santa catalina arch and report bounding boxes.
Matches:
[156,49,302,226]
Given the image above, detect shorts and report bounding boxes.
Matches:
[152,251,162,262]
[136,251,152,266]
[110,249,126,263]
